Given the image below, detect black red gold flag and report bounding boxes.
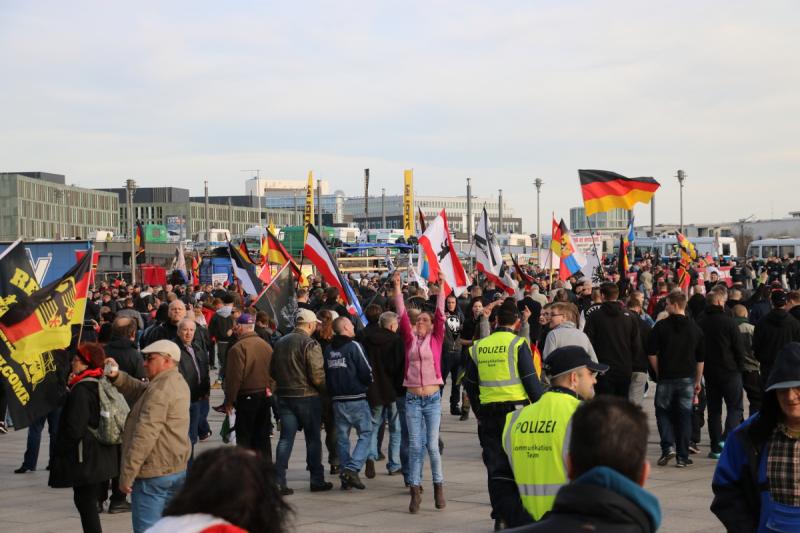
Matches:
[578,170,660,216]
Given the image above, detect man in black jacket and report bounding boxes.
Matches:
[324,316,373,490]
[358,306,405,478]
[584,283,642,397]
[753,289,800,387]
[697,291,745,459]
[175,318,210,455]
[508,396,661,533]
[104,317,145,382]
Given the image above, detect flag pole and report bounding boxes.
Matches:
[548,212,556,288]
[585,214,605,280]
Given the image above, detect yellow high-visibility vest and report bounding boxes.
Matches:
[502,390,581,520]
[470,330,529,404]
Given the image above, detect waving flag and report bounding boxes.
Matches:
[254,264,297,335]
[303,224,366,325]
[191,252,201,284]
[474,207,515,295]
[259,234,269,266]
[512,254,534,289]
[676,232,697,262]
[550,217,563,257]
[237,240,255,264]
[557,220,583,281]
[0,240,70,429]
[174,242,188,283]
[418,210,470,296]
[579,170,660,216]
[228,242,262,296]
[265,229,304,282]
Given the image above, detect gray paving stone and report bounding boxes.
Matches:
[0,380,726,532]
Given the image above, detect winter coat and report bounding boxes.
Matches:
[104,336,146,380]
[711,415,799,533]
[176,337,211,402]
[113,368,191,487]
[270,329,325,398]
[752,309,800,380]
[584,301,642,380]
[358,323,406,406]
[323,335,373,402]
[48,379,118,488]
[224,331,274,401]
[511,466,661,533]
[697,306,746,381]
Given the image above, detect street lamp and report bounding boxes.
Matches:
[126,179,137,284]
[533,178,544,251]
[676,170,686,233]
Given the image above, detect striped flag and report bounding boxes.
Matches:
[303,224,366,325]
[579,170,660,216]
[228,242,262,296]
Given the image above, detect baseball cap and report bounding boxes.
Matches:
[295,308,321,325]
[766,342,800,392]
[544,346,609,379]
[237,313,255,325]
[141,340,181,362]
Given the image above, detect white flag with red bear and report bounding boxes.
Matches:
[418,209,470,297]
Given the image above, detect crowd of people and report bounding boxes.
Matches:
[4,250,800,532]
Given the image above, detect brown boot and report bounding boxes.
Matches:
[433,482,446,509]
[409,486,422,514]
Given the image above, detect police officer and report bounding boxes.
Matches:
[502,346,608,523]
[464,301,544,531]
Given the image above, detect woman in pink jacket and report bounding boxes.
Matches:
[391,272,447,514]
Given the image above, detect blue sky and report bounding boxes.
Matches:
[2,1,798,232]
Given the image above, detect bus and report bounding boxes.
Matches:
[746,238,800,260]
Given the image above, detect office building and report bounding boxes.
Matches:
[570,206,630,233]
[0,172,118,241]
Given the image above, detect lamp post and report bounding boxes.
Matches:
[533,178,543,251]
[676,169,686,233]
[126,179,137,284]
[466,178,473,238]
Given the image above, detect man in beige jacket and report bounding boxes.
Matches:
[105,339,190,533]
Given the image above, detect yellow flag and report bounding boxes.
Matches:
[403,169,414,238]
[304,171,314,240]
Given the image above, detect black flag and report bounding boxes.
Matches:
[0,241,68,429]
[254,264,297,335]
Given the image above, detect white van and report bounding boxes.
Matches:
[746,238,800,260]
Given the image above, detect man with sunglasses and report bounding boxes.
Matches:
[105,339,190,533]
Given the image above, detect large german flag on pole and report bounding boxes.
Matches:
[579,170,660,216]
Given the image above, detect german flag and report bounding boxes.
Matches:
[579,170,660,216]
[265,229,304,282]
[237,240,255,264]
[134,220,145,255]
[0,250,91,360]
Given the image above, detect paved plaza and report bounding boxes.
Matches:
[0,380,726,533]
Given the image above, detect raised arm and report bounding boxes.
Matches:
[392,272,413,345]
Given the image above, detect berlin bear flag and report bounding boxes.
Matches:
[418,210,470,296]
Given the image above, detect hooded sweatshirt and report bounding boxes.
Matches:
[753,308,800,379]
[323,334,373,402]
[584,301,641,380]
[518,466,661,533]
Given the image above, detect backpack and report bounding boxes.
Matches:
[84,377,130,445]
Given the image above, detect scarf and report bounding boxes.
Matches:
[69,368,104,388]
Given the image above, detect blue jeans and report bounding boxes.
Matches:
[654,377,694,460]
[369,403,402,472]
[23,407,61,470]
[405,390,443,486]
[395,396,411,483]
[275,396,325,486]
[131,470,186,533]
[333,400,373,473]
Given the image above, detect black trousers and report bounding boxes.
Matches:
[691,385,707,444]
[74,483,103,533]
[321,395,338,466]
[706,373,744,454]
[595,374,632,398]
[235,392,272,462]
[477,405,532,527]
[742,370,762,417]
